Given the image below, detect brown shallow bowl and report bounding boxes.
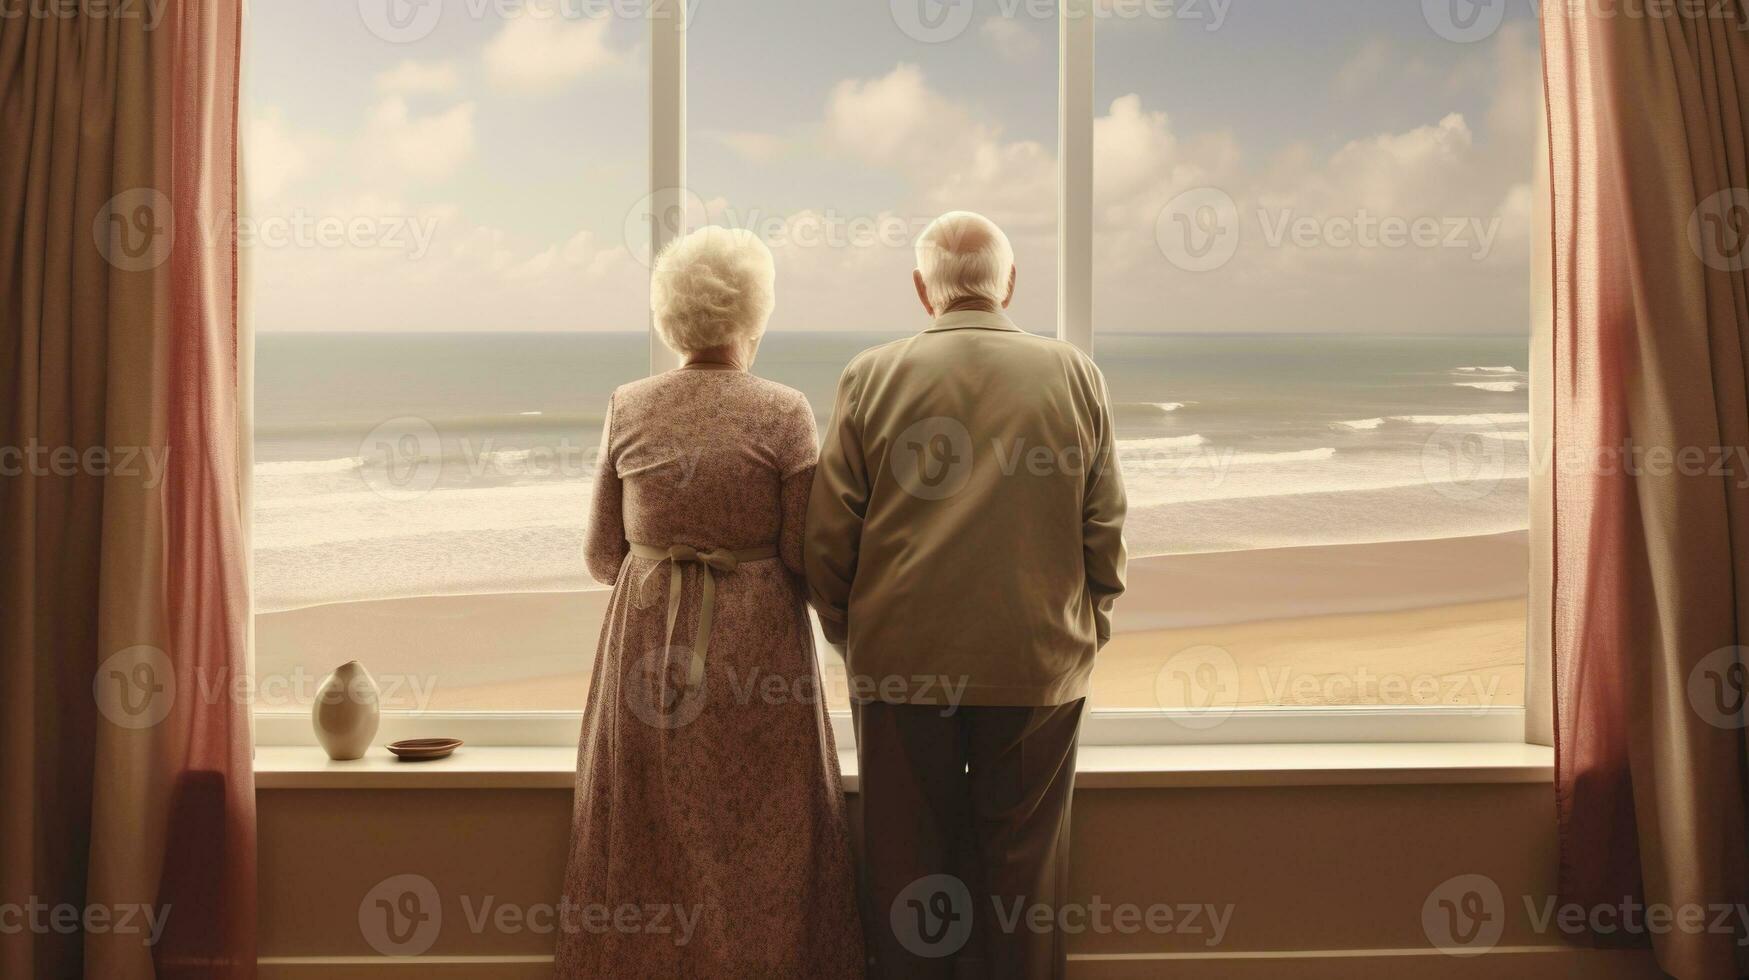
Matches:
[386,737,463,761]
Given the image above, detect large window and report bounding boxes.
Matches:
[248,0,647,713]
[250,1,1541,743]
[688,0,1058,711]
[1087,4,1539,721]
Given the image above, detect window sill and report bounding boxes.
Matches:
[254,741,1553,792]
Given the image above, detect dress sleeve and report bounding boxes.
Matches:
[583,392,628,586]
[804,362,868,646]
[777,394,820,577]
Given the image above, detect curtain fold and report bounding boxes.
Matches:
[0,2,254,978]
[1545,2,1749,978]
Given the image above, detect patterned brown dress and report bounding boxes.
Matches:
[554,365,866,979]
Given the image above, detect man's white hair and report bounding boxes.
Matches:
[651,226,776,354]
[914,211,1014,312]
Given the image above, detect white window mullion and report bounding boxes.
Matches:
[1058,0,1095,354]
[648,0,687,375]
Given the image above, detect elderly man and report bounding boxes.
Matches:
[806,211,1127,979]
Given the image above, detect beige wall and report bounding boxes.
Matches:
[258,780,1667,978]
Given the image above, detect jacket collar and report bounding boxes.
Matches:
[924,309,1023,334]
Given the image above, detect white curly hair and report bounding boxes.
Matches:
[650,226,776,355]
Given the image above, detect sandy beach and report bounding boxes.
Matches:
[1092,598,1524,710]
[255,531,1527,713]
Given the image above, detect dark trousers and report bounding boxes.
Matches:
[853,699,1084,980]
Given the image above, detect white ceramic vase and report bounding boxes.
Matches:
[313,661,380,760]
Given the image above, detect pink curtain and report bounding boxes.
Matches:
[1545,2,1749,978]
[0,1,254,978]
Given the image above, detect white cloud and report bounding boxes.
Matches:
[825,64,1055,229]
[1080,31,1535,333]
[248,33,639,332]
[253,205,651,332]
[376,59,461,96]
[1093,96,1182,205]
[825,64,974,168]
[710,130,789,164]
[980,17,1043,62]
[253,26,1540,335]
[504,228,608,282]
[484,15,620,94]
[248,111,325,203]
[922,135,1056,232]
[1297,113,1477,216]
[361,97,477,182]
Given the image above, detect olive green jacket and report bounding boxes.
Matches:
[804,309,1128,707]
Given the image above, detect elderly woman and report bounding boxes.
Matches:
[554,227,865,978]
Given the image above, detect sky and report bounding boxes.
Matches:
[247,0,1540,335]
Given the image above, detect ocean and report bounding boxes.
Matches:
[254,331,1531,613]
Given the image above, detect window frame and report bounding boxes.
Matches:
[251,0,1539,749]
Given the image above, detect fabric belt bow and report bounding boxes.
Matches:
[629,542,779,690]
